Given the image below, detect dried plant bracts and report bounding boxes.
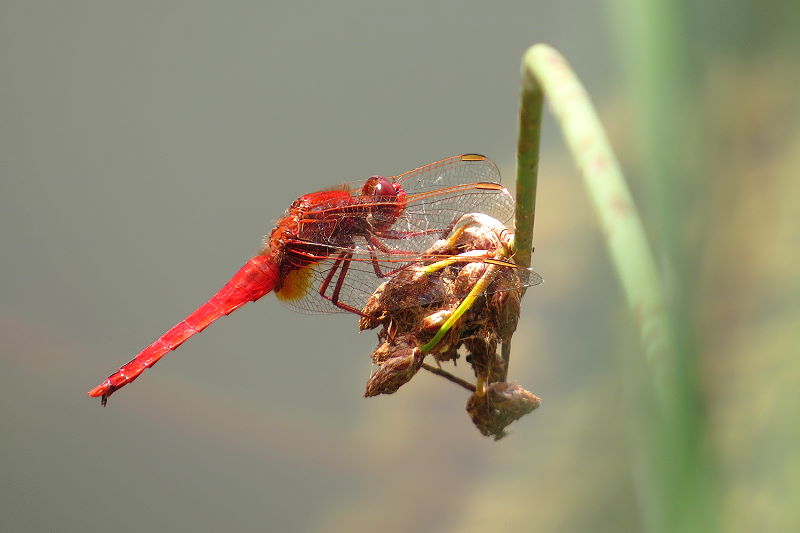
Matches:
[360,213,542,439]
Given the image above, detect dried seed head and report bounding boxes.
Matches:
[489,269,522,342]
[420,309,452,334]
[372,332,420,362]
[364,342,424,397]
[358,212,538,438]
[452,262,489,296]
[466,382,541,440]
[464,341,505,382]
[359,281,389,330]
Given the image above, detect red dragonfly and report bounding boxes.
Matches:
[88,154,525,405]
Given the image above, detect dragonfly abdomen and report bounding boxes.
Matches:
[87,255,280,405]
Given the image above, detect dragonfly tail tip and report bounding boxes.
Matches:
[87,381,114,407]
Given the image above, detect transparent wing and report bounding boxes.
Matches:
[387,154,513,254]
[277,247,542,315]
[276,154,537,314]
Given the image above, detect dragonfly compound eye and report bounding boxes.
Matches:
[362,176,406,232]
[362,176,399,201]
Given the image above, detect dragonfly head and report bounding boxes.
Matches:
[362,176,406,231]
[362,175,401,198]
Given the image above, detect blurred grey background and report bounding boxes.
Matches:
[2,1,798,532]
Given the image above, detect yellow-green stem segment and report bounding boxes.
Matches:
[420,264,499,354]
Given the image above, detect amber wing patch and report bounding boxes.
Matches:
[275,266,314,301]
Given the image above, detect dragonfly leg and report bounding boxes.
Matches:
[318,251,344,297]
[368,214,466,257]
[364,236,421,279]
[367,246,385,278]
[330,252,353,305]
[318,251,370,317]
[366,234,418,257]
[367,247,410,278]
[363,212,485,279]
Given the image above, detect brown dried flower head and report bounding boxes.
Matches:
[466,382,542,440]
[359,213,542,438]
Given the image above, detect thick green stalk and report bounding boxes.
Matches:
[518,44,668,369]
[612,2,718,530]
[515,44,718,533]
[502,70,544,379]
[513,62,543,271]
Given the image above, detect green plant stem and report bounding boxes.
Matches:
[519,44,669,370]
[613,3,718,530]
[502,47,545,381]
[513,63,543,272]
[515,44,718,533]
